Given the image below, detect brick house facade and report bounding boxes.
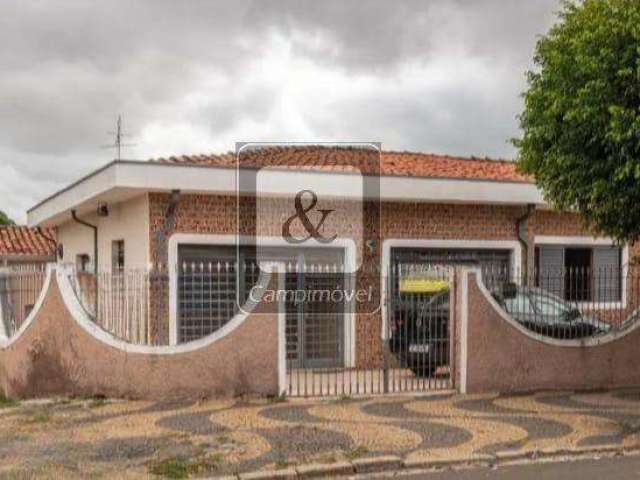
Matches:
[26,147,636,368]
[145,191,638,364]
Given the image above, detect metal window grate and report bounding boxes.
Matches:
[177,260,260,343]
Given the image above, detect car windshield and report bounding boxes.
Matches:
[530,292,571,317]
[503,293,534,314]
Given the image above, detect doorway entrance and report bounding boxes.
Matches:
[283,250,346,369]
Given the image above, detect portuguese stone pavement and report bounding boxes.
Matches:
[2,389,640,478]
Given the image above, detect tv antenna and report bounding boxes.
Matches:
[102,114,136,160]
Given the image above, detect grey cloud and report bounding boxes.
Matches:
[249,0,559,71]
[305,66,524,158]
[0,0,561,223]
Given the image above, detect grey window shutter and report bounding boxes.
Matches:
[538,246,565,298]
[593,246,621,302]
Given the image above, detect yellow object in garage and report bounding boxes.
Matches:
[399,278,450,293]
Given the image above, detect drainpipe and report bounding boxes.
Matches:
[154,190,181,264]
[71,210,98,317]
[516,204,536,285]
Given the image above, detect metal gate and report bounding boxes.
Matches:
[285,262,454,397]
[284,265,345,369]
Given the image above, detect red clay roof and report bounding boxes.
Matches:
[0,226,56,257]
[151,146,531,183]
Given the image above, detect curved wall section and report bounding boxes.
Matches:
[56,267,272,354]
[0,265,53,349]
[0,271,279,399]
[475,271,640,347]
[461,270,640,394]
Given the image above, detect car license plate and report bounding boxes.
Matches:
[409,344,429,353]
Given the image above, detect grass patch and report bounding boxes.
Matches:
[343,445,369,460]
[217,434,233,444]
[88,398,108,409]
[316,454,338,464]
[149,459,190,479]
[149,454,224,478]
[0,394,18,409]
[330,394,358,403]
[28,412,51,424]
[267,392,287,403]
[275,458,295,470]
[83,394,108,409]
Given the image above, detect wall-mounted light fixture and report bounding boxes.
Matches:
[366,239,377,254]
[97,203,109,217]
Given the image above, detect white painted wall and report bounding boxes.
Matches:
[56,194,150,271]
[28,161,546,227]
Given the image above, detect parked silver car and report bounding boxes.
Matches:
[493,286,611,339]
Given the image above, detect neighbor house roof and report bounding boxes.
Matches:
[151,146,531,183]
[0,226,56,257]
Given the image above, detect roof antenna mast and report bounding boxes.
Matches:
[102,114,136,160]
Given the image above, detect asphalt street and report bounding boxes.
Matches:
[398,455,640,479]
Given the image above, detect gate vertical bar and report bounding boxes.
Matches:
[448,266,456,390]
[383,263,390,393]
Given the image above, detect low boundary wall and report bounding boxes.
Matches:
[7,264,640,399]
[0,267,279,399]
[459,269,640,394]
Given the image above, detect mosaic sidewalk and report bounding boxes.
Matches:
[2,389,640,478]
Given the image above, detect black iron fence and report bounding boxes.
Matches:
[484,265,639,340]
[62,261,455,395]
[57,261,640,395]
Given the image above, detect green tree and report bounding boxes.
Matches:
[0,210,13,226]
[515,0,640,242]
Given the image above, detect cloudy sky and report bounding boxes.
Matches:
[1,0,560,223]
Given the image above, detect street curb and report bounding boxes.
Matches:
[352,456,402,473]
[494,444,634,464]
[296,461,353,478]
[213,445,640,479]
[238,467,297,480]
[403,453,494,470]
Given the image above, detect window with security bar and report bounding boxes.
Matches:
[112,240,125,271]
[535,245,623,302]
[177,243,347,365]
[177,245,260,343]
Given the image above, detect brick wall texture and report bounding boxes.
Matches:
[147,193,640,368]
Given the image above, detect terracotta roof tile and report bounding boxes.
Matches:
[0,226,56,257]
[150,146,530,183]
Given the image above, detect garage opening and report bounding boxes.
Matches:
[387,246,512,392]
